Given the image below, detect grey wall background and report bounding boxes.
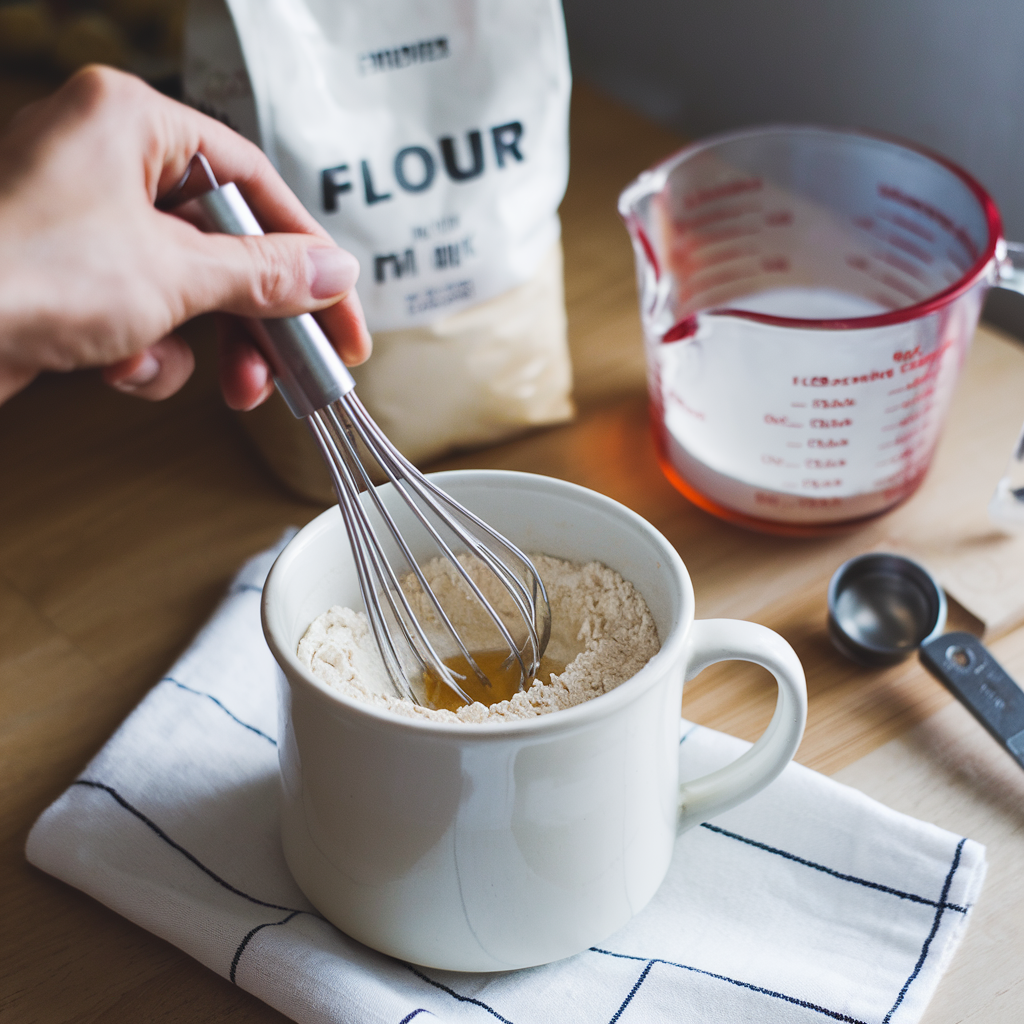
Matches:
[562,0,1024,335]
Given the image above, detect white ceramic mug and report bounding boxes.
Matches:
[262,470,807,971]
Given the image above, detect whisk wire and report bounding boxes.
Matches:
[322,403,490,694]
[307,414,423,703]
[312,408,480,704]
[347,398,548,625]
[338,400,537,679]
[342,396,548,666]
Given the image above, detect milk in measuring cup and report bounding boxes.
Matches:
[653,285,973,526]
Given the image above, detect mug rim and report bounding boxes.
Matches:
[617,122,1003,333]
[262,469,694,738]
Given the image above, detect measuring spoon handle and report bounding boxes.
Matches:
[919,631,1024,771]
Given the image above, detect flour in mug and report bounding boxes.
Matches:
[297,555,660,723]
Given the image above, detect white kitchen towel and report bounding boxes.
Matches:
[27,538,986,1024]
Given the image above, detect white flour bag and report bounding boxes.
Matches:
[184,0,574,475]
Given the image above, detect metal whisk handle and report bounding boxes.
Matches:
[196,182,356,419]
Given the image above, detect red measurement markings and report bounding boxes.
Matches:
[878,233,934,265]
[874,248,929,283]
[881,407,927,431]
[884,386,936,413]
[876,211,936,244]
[674,223,763,248]
[808,437,849,448]
[807,458,846,468]
[877,271,921,303]
[676,265,760,302]
[802,479,843,489]
[878,434,926,453]
[793,369,893,387]
[899,339,952,373]
[672,202,761,231]
[671,202,761,231]
[797,496,843,508]
[765,414,804,427]
[877,184,979,262]
[878,423,928,450]
[666,390,705,419]
[791,401,808,408]
[894,346,921,361]
[854,216,934,263]
[813,397,855,409]
[810,417,852,429]
[844,252,923,302]
[683,178,762,210]
[888,373,928,395]
[670,242,758,277]
[876,442,927,467]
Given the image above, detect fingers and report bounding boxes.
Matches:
[38,66,326,244]
[150,84,329,239]
[87,70,373,358]
[167,217,366,320]
[102,334,195,401]
[316,290,373,366]
[216,316,274,411]
[216,297,372,412]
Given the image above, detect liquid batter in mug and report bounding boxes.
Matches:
[619,125,1024,535]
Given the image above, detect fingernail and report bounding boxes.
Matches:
[112,352,160,391]
[308,247,360,299]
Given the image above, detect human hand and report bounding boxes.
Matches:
[0,65,372,408]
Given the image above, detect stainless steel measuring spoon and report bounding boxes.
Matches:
[828,552,1024,771]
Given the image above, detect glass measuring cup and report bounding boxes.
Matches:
[619,125,1024,535]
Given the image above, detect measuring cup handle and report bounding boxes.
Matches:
[677,619,807,833]
[995,240,1024,295]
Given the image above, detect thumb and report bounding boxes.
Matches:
[173,226,362,321]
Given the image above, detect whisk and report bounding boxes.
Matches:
[163,154,551,706]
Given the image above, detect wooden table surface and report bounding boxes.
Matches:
[2,80,1022,1023]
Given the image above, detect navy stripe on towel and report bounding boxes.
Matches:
[700,823,968,913]
[163,677,277,746]
[230,910,302,983]
[71,780,303,913]
[407,967,515,1024]
[883,838,966,1023]
[592,948,870,1024]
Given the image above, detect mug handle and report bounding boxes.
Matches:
[677,618,807,833]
